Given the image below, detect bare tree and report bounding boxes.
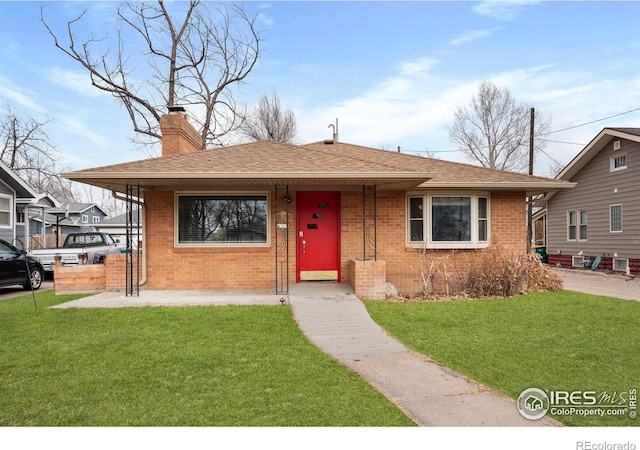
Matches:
[239,93,298,143]
[0,105,74,202]
[449,80,550,172]
[41,0,261,154]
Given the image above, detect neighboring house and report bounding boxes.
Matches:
[0,160,57,249]
[95,208,142,248]
[63,111,574,297]
[29,203,109,238]
[543,128,640,275]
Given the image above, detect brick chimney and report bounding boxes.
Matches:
[159,106,203,156]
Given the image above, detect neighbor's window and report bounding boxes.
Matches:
[177,194,268,246]
[610,154,627,172]
[579,210,588,240]
[567,209,587,241]
[613,258,629,272]
[610,204,623,233]
[567,210,577,240]
[0,196,11,227]
[93,216,101,224]
[82,215,89,224]
[408,194,489,249]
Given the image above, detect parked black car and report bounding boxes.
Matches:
[0,239,44,290]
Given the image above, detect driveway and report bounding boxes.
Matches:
[0,281,54,301]
[550,267,640,301]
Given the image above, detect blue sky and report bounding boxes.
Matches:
[1,0,639,183]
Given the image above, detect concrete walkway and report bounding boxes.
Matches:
[288,283,553,426]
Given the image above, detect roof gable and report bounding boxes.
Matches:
[557,128,640,181]
[0,160,38,199]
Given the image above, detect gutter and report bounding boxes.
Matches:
[111,190,147,287]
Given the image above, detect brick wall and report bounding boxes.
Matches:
[137,189,528,294]
[159,113,203,156]
[54,261,106,294]
[548,253,640,275]
[349,259,386,300]
[143,191,280,290]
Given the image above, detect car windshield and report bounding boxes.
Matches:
[0,241,17,255]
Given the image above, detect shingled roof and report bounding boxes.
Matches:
[64,139,573,196]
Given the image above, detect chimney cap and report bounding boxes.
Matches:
[168,105,186,114]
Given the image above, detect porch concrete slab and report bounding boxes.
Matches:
[51,289,283,309]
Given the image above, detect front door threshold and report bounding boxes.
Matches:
[299,270,339,281]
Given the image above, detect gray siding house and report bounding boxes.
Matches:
[0,160,57,248]
[545,128,640,275]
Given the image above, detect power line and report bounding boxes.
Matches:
[541,106,640,136]
[539,138,586,146]
[401,106,640,155]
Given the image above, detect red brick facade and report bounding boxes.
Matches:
[139,189,526,295]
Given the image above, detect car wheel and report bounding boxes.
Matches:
[23,267,44,291]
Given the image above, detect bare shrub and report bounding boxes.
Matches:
[416,245,563,299]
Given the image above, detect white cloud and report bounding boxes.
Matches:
[399,57,439,76]
[449,28,502,46]
[0,74,47,114]
[56,113,110,150]
[45,68,104,98]
[473,1,540,21]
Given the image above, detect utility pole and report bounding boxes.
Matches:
[527,107,535,254]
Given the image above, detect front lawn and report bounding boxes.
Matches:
[0,291,414,426]
[365,291,639,426]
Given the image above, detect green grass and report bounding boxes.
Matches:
[0,291,414,426]
[365,291,640,426]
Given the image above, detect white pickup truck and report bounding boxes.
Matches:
[31,232,123,272]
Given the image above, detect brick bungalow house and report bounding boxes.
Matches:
[64,111,574,298]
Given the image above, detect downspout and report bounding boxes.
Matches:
[112,190,147,286]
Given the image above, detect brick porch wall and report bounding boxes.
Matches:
[54,262,106,294]
[138,190,527,294]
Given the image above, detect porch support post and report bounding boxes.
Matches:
[125,184,140,297]
[361,185,377,261]
[275,185,290,294]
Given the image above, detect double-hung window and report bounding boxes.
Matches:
[176,193,269,246]
[567,209,587,241]
[0,196,11,227]
[408,193,489,249]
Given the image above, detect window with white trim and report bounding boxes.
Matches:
[82,215,89,224]
[92,216,101,224]
[568,209,587,241]
[610,204,623,233]
[610,154,627,171]
[176,193,268,246]
[567,210,577,240]
[613,258,628,272]
[407,194,489,249]
[579,210,588,240]
[0,196,11,227]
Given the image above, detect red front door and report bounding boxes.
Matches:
[296,191,340,281]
